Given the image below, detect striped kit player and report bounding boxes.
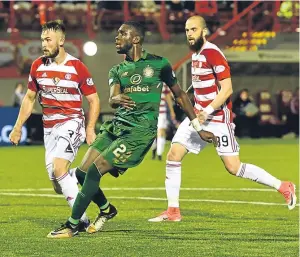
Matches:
[9,20,100,230]
[28,54,97,177]
[173,40,238,156]
[152,84,176,161]
[158,84,173,130]
[149,15,296,223]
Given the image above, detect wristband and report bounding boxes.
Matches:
[191,118,203,132]
[204,105,214,115]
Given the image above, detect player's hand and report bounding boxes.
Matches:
[197,110,209,124]
[112,94,136,110]
[86,127,96,145]
[9,127,22,145]
[198,130,217,147]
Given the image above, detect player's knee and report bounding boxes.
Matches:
[78,164,88,173]
[167,144,186,162]
[224,162,240,175]
[94,156,111,174]
[52,162,68,178]
[95,157,107,168]
[167,149,181,162]
[53,165,67,177]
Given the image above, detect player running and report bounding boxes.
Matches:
[47,21,217,238]
[149,15,297,222]
[9,20,100,229]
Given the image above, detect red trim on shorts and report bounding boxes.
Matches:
[226,123,236,152]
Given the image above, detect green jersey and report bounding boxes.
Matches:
[108,50,177,131]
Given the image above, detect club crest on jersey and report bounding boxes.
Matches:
[213,65,225,73]
[52,77,60,85]
[143,65,154,78]
[86,78,94,86]
[65,73,71,80]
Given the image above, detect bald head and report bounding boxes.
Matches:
[185,16,207,52]
[186,16,207,29]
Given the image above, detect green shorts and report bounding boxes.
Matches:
[91,120,156,175]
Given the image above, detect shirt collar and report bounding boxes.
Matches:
[125,50,148,62]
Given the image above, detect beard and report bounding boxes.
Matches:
[44,45,60,59]
[117,42,132,54]
[188,33,205,52]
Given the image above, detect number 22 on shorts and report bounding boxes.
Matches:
[113,144,127,158]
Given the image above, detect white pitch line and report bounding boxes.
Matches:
[0,192,298,207]
[0,187,283,192]
[0,193,61,198]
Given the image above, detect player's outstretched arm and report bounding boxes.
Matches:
[109,84,135,110]
[85,93,100,145]
[9,89,36,145]
[170,84,217,146]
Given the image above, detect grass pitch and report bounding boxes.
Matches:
[0,139,298,257]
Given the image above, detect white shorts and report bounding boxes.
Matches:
[157,113,169,129]
[44,119,86,180]
[172,117,239,156]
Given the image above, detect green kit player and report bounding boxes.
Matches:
[47,21,217,239]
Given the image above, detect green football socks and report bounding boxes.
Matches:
[71,163,102,221]
[76,168,109,209]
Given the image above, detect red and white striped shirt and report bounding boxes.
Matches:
[159,84,171,114]
[27,54,97,130]
[192,41,232,123]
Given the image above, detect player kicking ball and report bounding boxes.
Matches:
[47,21,217,238]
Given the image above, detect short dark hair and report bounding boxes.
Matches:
[123,21,145,44]
[240,89,249,93]
[41,20,66,35]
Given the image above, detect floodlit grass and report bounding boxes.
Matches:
[0,139,298,257]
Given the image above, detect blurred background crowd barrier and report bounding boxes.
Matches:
[0,0,298,145]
